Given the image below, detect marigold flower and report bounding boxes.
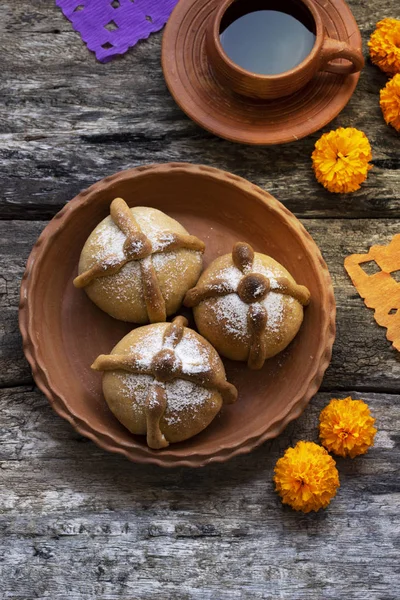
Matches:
[312,127,372,194]
[274,441,339,513]
[380,74,400,132]
[368,18,400,76]
[319,397,377,458]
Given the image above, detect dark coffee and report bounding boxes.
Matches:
[220,0,316,76]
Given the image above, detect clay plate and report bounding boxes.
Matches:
[19,164,336,468]
[162,0,362,145]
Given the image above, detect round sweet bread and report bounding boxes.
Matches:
[91,316,238,449]
[74,198,205,323]
[184,242,311,370]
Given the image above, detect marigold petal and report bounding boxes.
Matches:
[312,128,372,194]
[273,441,340,513]
[319,397,377,458]
[368,19,400,76]
[380,74,400,132]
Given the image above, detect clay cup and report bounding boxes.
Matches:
[206,0,365,100]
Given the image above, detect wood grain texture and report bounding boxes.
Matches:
[0,386,399,599]
[0,1,399,219]
[1,1,400,598]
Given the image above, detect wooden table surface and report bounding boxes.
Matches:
[1,1,399,598]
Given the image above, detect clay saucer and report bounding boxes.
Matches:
[162,0,362,145]
[19,164,335,468]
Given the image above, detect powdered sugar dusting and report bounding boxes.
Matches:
[115,372,213,427]
[112,324,219,427]
[213,265,242,289]
[175,334,211,375]
[89,208,194,270]
[151,252,173,270]
[252,256,280,289]
[90,220,126,266]
[100,254,125,269]
[262,292,285,332]
[135,210,178,252]
[116,373,153,406]
[127,238,146,254]
[210,291,286,338]
[129,326,213,376]
[147,385,161,409]
[164,379,212,425]
[212,294,249,340]
[253,282,267,300]
[99,260,142,302]
[129,326,165,369]
[250,302,265,317]
[200,256,290,338]
[153,232,176,252]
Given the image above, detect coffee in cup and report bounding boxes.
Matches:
[206,0,364,100]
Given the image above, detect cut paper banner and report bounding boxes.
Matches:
[344,234,400,351]
[56,0,179,62]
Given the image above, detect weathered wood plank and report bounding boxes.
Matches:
[0,221,44,386]
[2,219,400,390]
[1,2,400,597]
[0,2,399,220]
[0,386,398,599]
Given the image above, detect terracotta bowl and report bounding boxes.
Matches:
[19,164,336,468]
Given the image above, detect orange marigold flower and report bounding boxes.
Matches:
[380,74,400,132]
[319,397,377,458]
[368,18,400,76]
[312,127,372,194]
[273,441,339,513]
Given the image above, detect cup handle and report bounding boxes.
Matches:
[319,37,364,75]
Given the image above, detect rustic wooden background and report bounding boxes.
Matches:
[1,1,399,598]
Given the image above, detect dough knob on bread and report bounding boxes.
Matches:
[184,242,311,370]
[74,199,205,324]
[92,316,238,449]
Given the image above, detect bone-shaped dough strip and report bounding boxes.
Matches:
[140,256,167,323]
[184,281,236,308]
[154,233,206,255]
[163,316,188,349]
[145,384,169,450]
[73,255,129,288]
[91,353,153,375]
[177,370,238,405]
[247,304,268,371]
[232,242,255,273]
[275,277,311,306]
